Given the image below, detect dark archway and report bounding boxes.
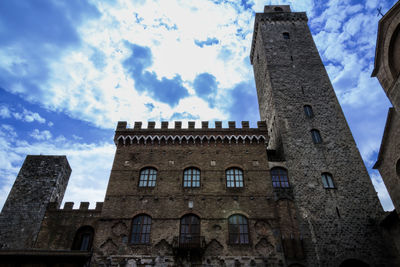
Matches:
[339,259,369,267]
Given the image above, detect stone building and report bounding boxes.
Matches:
[372,0,400,257]
[0,5,399,267]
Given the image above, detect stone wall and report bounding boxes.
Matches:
[35,201,103,250]
[251,6,397,267]
[0,155,71,249]
[91,122,304,266]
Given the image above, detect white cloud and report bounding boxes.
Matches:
[30,129,52,140]
[13,108,46,124]
[0,125,115,210]
[0,105,11,118]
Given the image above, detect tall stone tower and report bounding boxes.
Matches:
[251,5,395,266]
[0,155,71,249]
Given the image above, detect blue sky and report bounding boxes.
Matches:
[0,0,396,211]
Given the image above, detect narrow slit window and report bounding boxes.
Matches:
[304,105,314,118]
[311,129,322,144]
[321,173,335,188]
[283,32,290,39]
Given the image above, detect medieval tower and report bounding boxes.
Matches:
[0,4,399,267]
[250,5,396,266]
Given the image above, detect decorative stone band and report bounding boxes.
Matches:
[250,12,308,64]
[115,134,267,146]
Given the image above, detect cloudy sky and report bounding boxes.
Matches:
[0,0,396,211]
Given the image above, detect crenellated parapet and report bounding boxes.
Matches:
[114,121,268,146]
[47,201,103,212]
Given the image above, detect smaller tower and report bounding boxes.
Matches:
[0,155,71,249]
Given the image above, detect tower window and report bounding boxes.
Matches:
[304,105,314,118]
[228,214,249,244]
[271,167,290,188]
[274,7,283,12]
[139,168,157,187]
[283,32,290,39]
[311,129,322,144]
[131,214,152,244]
[183,168,200,187]
[226,168,244,188]
[321,173,335,189]
[396,159,400,177]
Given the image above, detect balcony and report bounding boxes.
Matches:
[173,235,205,250]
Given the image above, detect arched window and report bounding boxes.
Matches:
[283,32,290,39]
[71,226,94,251]
[304,105,314,118]
[321,173,335,188]
[228,215,249,244]
[184,168,200,187]
[311,129,322,144]
[139,168,157,187]
[226,168,244,188]
[131,214,152,244]
[180,214,200,248]
[271,167,290,188]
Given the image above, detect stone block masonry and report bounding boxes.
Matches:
[0,155,71,249]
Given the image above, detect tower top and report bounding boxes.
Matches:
[263,5,291,13]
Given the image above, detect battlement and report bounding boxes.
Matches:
[250,8,308,64]
[115,121,268,146]
[47,202,103,212]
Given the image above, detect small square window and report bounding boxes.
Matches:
[322,173,335,189]
[283,32,290,39]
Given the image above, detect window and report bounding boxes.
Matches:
[311,129,322,144]
[71,226,94,251]
[321,173,335,188]
[131,215,152,244]
[271,167,290,188]
[139,168,157,187]
[184,168,200,187]
[228,215,249,244]
[283,32,290,39]
[274,7,283,11]
[180,214,200,248]
[226,168,244,188]
[396,159,400,177]
[304,105,314,118]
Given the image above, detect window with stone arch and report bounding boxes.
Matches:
[183,167,200,188]
[228,214,249,244]
[226,168,244,188]
[131,214,152,244]
[321,172,335,189]
[271,167,290,188]
[139,167,157,187]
